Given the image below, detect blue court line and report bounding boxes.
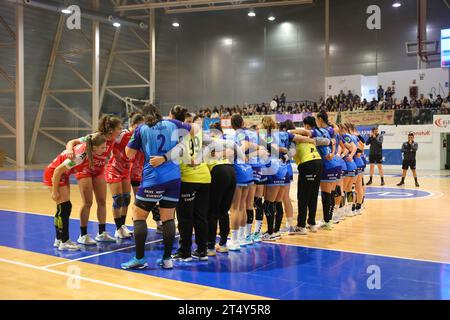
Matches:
[0,209,449,300]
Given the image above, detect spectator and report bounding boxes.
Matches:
[280,93,286,107]
[377,85,384,102]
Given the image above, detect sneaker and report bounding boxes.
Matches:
[252,232,262,243]
[58,240,80,251]
[122,225,133,235]
[156,224,163,234]
[274,232,283,239]
[53,239,61,248]
[171,252,193,262]
[308,225,319,233]
[322,222,334,231]
[207,249,217,257]
[228,241,241,251]
[332,214,341,224]
[114,225,132,239]
[215,244,229,253]
[381,180,385,186]
[279,227,290,235]
[367,179,373,186]
[244,235,253,246]
[95,231,116,242]
[415,181,420,187]
[290,226,307,235]
[261,233,278,241]
[192,250,208,261]
[77,234,97,246]
[356,209,362,216]
[157,257,173,269]
[121,257,148,270]
[397,181,405,187]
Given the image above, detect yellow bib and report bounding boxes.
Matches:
[294,143,321,166]
[180,131,211,184]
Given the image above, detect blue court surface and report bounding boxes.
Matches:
[0,209,449,300]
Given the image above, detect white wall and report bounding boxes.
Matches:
[361,76,378,101]
[378,68,449,101]
[325,75,363,98]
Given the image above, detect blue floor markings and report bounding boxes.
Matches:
[0,209,449,300]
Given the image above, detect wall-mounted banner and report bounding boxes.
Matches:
[378,125,434,143]
[341,110,394,126]
[433,115,450,133]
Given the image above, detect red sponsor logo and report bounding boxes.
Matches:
[435,118,450,129]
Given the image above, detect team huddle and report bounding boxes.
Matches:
[43,104,368,270]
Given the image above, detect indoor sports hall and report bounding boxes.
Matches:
[0,0,450,301]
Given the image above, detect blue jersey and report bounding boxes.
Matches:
[128,120,191,187]
[246,129,260,166]
[312,127,339,169]
[226,131,253,184]
[350,134,365,168]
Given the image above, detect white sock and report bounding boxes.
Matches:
[231,230,238,242]
[238,227,245,240]
[255,220,263,234]
[246,224,252,236]
[287,217,294,227]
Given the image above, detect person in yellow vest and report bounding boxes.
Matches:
[170,109,212,262]
[289,118,328,235]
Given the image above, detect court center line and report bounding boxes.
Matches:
[2,207,450,266]
[42,237,179,269]
[0,257,181,300]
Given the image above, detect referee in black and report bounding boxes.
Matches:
[366,127,385,186]
[397,133,420,187]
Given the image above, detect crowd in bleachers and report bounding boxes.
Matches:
[196,88,450,118]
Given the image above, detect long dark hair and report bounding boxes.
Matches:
[170,105,188,122]
[279,120,296,131]
[85,133,107,169]
[303,116,317,128]
[231,114,244,130]
[98,115,122,136]
[142,103,162,127]
[130,112,144,126]
[317,111,330,126]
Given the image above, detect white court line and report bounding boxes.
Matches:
[0,257,181,300]
[2,208,450,266]
[42,237,177,269]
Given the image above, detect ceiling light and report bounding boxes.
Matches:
[113,22,121,28]
[61,8,72,14]
[172,22,180,28]
[268,16,275,21]
[392,2,401,8]
[248,10,256,17]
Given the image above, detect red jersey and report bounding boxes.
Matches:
[47,143,89,174]
[44,143,89,186]
[130,151,144,182]
[106,130,133,175]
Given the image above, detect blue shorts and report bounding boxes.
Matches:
[234,163,254,187]
[321,165,341,182]
[266,174,288,186]
[354,157,365,176]
[343,160,357,177]
[251,164,267,183]
[336,157,346,181]
[136,179,181,203]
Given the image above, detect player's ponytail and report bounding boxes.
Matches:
[142,104,162,127]
[85,133,107,169]
[98,115,122,136]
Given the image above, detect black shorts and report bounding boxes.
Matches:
[369,154,383,164]
[402,159,416,170]
[131,180,141,187]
